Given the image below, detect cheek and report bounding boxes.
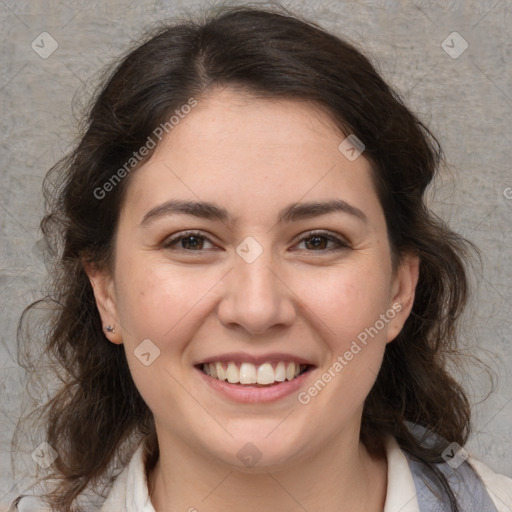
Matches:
[292,261,393,346]
[293,266,392,422]
[113,255,222,347]
[113,260,218,414]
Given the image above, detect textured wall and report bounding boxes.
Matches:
[1,0,511,506]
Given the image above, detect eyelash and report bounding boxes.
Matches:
[162,230,351,253]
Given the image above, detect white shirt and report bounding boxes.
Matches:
[99,436,512,512]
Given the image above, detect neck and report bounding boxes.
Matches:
[147,424,387,512]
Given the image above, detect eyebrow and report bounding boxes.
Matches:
[140,199,229,226]
[280,199,367,224]
[140,198,367,227]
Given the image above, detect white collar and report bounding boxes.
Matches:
[383,435,420,511]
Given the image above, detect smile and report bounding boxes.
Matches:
[200,361,310,386]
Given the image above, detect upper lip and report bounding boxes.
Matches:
[194,352,316,367]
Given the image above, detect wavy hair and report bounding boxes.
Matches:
[16,4,478,511]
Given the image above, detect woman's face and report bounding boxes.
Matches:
[90,88,418,469]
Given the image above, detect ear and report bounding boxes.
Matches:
[83,261,123,345]
[386,251,420,343]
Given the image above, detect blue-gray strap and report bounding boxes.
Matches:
[405,452,499,511]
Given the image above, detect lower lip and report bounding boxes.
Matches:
[196,367,314,403]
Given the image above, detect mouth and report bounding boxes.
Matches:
[197,361,312,387]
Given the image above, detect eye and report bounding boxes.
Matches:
[162,231,217,251]
[293,231,350,252]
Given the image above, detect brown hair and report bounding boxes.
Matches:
[16,4,478,511]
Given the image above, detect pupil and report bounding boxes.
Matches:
[184,236,202,249]
[306,236,326,250]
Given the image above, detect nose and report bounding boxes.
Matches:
[217,247,296,335]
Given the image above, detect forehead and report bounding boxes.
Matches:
[159,87,346,159]
[120,88,383,229]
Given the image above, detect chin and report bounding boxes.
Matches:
[198,427,311,472]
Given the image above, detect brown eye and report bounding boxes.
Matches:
[304,235,329,250]
[163,232,215,251]
[294,231,350,252]
[180,235,205,250]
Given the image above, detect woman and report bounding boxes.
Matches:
[11,4,512,511]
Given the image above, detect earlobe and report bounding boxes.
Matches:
[83,262,123,345]
[386,252,420,343]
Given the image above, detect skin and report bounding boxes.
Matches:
[87,87,419,512]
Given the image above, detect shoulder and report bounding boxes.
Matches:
[468,456,512,512]
[8,444,151,512]
[7,496,51,512]
[384,434,512,512]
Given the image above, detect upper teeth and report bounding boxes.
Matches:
[202,362,307,385]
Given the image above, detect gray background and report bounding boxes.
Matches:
[1,0,511,507]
